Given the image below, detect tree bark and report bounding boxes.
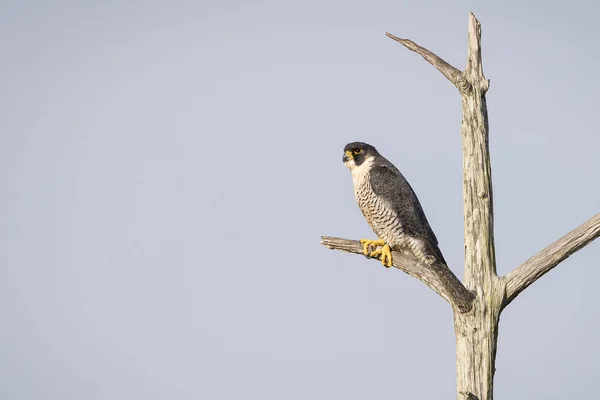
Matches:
[453,14,503,400]
[454,292,502,400]
[503,214,600,307]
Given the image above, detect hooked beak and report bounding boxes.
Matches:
[342,150,353,163]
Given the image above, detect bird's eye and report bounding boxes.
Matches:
[353,149,362,155]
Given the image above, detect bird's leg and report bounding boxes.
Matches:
[359,239,393,268]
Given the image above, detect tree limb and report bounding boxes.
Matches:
[503,214,600,306]
[385,32,468,90]
[321,236,474,313]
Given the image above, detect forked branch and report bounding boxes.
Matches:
[321,236,475,312]
[385,33,469,91]
[504,214,600,306]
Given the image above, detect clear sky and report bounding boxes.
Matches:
[2,1,599,399]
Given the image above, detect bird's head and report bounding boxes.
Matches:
[343,142,378,170]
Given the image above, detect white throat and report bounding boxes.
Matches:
[349,156,375,187]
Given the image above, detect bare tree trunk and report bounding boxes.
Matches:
[453,15,503,400]
[454,286,503,400]
[321,12,600,400]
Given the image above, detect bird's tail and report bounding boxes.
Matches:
[405,236,448,267]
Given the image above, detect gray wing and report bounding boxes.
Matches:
[369,164,446,263]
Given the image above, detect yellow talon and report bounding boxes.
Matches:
[360,238,385,256]
[370,244,393,268]
[359,239,393,268]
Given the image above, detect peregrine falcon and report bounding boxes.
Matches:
[343,142,446,268]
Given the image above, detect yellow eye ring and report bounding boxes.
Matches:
[353,149,362,155]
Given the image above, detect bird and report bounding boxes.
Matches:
[342,141,446,268]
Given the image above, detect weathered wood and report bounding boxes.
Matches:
[504,214,600,306]
[460,13,495,287]
[455,13,502,400]
[321,236,474,312]
[385,32,466,89]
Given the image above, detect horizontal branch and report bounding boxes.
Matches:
[385,32,467,90]
[504,214,600,306]
[321,236,474,313]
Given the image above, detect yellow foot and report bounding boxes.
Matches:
[359,239,393,268]
[370,244,393,267]
[359,238,384,256]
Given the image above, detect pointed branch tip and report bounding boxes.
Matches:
[386,31,463,89]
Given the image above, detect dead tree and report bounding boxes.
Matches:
[321,13,600,400]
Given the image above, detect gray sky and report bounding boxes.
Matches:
[2,1,599,399]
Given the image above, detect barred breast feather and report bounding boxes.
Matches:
[352,158,446,265]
